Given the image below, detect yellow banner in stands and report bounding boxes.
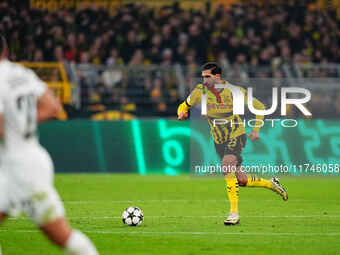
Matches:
[30,0,340,15]
[30,0,214,12]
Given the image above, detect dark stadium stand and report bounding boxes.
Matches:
[0,0,339,118]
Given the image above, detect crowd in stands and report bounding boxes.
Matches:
[0,1,339,118]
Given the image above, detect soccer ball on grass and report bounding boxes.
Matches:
[122,206,144,226]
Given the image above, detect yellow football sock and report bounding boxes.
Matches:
[224,173,239,213]
[246,174,272,189]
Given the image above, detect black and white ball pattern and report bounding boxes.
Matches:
[122,206,144,226]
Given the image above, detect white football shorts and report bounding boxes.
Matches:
[0,146,65,226]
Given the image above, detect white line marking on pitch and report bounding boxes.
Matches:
[7,215,340,221]
[0,229,340,236]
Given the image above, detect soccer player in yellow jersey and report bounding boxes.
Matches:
[177,62,288,225]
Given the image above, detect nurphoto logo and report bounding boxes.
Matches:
[201,84,312,127]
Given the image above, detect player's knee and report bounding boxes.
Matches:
[40,218,98,254]
[64,229,99,255]
[222,154,237,166]
[236,170,248,186]
[222,155,238,174]
[40,218,72,247]
[237,177,247,186]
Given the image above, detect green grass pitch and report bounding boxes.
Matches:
[1,174,340,254]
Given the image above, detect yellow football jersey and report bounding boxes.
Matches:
[179,81,265,144]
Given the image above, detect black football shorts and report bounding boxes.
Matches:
[214,134,247,166]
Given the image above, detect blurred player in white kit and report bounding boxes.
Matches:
[0,34,99,255]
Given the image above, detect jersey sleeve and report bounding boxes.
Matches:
[28,69,47,97]
[186,84,203,107]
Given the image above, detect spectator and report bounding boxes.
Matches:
[120,30,140,63]
[33,49,44,62]
[129,49,145,66]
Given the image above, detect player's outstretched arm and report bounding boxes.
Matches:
[177,85,202,120]
[37,89,62,123]
[177,102,190,120]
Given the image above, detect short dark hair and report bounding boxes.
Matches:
[202,62,222,75]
